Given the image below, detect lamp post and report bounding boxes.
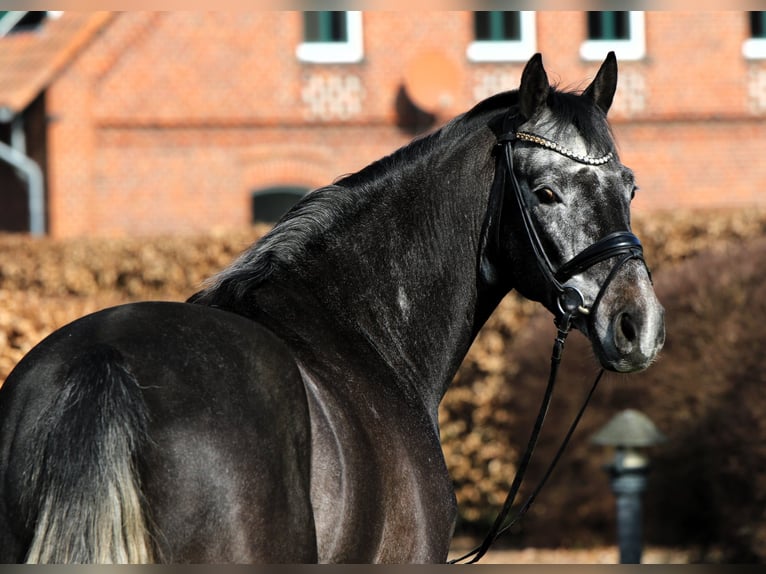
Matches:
[590,409,666,564]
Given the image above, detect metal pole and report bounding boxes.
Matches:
[608,448,649,564]
[591,410,665,565]
[0,137,45,236]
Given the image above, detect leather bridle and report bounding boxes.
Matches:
[496,127,647,333]
[451,119,650,564]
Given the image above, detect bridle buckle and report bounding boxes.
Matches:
[555,286,589,335]
[557,286,588,317]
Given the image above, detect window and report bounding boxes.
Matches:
[1,11,47,36]
[752,11,766,37]
[1,11,60,37]
[296,11,363,64]
[588,11,630,40]
[475,11,521,41]
[252,186,309,224]
[580,11,645,61]
[743,12,766,59]
[467,11,536,62]
[304,12,347,43]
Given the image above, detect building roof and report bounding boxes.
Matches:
[0,11,113,116]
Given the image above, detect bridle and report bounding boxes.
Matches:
[498,125,646,334]
[452,117,649,564]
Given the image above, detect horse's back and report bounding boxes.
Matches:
[0,301,317,562]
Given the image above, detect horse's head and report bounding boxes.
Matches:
[490,53,664,373]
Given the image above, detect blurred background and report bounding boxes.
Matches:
[1,10,766,563]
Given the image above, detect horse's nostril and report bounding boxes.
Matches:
[620,312,638,343]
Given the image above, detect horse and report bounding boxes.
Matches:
[0,52,664,563]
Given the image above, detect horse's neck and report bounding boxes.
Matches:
[250,130,501,414]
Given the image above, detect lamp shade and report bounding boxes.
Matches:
[590,409,667,448]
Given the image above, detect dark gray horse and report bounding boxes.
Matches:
[0,53,663,563]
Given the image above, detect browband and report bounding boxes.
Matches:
[515,131,614,166]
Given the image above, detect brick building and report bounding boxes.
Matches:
[1,11,765,237]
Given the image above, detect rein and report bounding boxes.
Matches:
[451,122,648,564]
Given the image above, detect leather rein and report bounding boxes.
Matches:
[450,121,648,564]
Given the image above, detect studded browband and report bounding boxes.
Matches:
[515,131,614,166]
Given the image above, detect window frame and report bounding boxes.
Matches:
[467,11,537,63]
[0,11,28,36]
[743,11,766,59]
[0,11,60,37]
[296,11,363,64]
[580,11,646,62]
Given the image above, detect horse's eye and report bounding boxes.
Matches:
[535,188,559,204]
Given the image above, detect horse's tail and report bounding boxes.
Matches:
[23,344,154,563]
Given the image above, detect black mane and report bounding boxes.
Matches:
[189,84,616,310]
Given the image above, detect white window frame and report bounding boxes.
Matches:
[467,11,537,62]
[743,12,766,59]
[0,11,28,36]
[296,11,363,64]
[580,11,646,62]
[744,38,766,59]
[0,11,60,37]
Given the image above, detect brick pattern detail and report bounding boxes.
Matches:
[748,67,766,115]
[472,68,521,103]
[301,73,365,121]
[611,68,646,117]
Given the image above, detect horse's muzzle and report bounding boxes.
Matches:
[606,303,666,372]
[590,263,666,373]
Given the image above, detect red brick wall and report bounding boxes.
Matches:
[619,121,766,212]
[44,11,766,237]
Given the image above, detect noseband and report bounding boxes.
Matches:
[454,121,650,564]
[496,127,647,332]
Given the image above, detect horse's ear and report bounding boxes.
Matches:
[518,53,549,120]
[583,51,618,114]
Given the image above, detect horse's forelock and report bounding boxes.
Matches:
[464,87,616,158]
[542,90,616,157]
